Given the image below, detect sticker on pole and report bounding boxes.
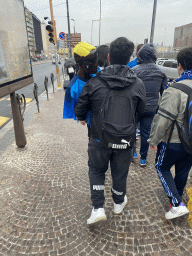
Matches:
[59,32,65,40]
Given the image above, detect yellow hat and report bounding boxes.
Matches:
[73,42,96,57]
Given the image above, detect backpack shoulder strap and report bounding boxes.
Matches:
[170,83,192,96]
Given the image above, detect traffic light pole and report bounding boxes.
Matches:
[66,0,72,57]
[49,0,61,88]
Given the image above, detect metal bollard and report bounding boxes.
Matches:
[33,83,40,113]
[51,73,54,93]
[44,76,49,100]
[10,92,27,148]
[16,94,26,122]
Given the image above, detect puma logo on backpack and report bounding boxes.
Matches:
[97,77,136,150]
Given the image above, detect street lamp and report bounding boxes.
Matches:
[91,19,100,45]
[71,19,75,34]
[99,0,101,45]
[150,0,157,44]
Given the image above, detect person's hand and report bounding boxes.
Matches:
[80,120,86,126]
[150,145,157,151]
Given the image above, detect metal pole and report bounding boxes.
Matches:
[71,19,75,34]
[91,20,93,45]
[150,0,157,44]
[163,28,167,57]
[10,92,26,148]
[99,0,101,45]
[66,0,72,57]
[91,20,99,46]
[49,0,61,88]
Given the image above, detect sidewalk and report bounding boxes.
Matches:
[0,82,192,256]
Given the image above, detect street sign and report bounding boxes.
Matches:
[59,32,65,40]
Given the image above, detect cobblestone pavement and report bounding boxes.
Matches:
[0,86,192,256]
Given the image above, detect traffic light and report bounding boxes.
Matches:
[46,21,56,44]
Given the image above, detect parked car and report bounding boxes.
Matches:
[52,59,56,64]
[156,59,178,81]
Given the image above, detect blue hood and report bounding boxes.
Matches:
[137,44,157,64]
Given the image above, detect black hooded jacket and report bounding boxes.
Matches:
[74,65,146,139]
[132,44,168,113]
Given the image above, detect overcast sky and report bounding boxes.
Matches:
[23,0,192,47]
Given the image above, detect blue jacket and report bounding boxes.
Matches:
[127,58,137,68]
[63,74,92,124]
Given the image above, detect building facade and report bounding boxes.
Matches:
[24,7,36,57]
[56,39,65,55]
[173,23,192,49]
[32,14,43,55]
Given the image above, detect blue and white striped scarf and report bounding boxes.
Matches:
[165,69,192,90]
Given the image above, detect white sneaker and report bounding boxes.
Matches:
[87,208,107,225]
[113,195,127,214]
[165,202,189,220]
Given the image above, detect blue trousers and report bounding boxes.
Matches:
[138,111,156,159]
[155,142,192,206]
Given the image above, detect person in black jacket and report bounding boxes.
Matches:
[67,65,75,81]
[75,37,146,225]
[96,44,110,71]
[132,44,167,167]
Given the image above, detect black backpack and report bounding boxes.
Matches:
[97,77,136,150]
[168,83,192,154]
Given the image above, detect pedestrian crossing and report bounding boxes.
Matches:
[0,97,32,128]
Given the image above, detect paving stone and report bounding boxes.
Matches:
[0,86,192,256]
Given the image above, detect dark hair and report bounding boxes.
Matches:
[96,45,110,67]
[110,37,134,65]
[177,47,192,71]
[136,44,143,54]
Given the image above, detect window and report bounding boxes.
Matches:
[180,28,183,37]
[172,62,178,68]
[157,61,163,65]
[163,61,172,67]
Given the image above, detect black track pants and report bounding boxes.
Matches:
[88,137,133,209]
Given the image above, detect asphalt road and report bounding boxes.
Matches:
[0,59,65,130]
